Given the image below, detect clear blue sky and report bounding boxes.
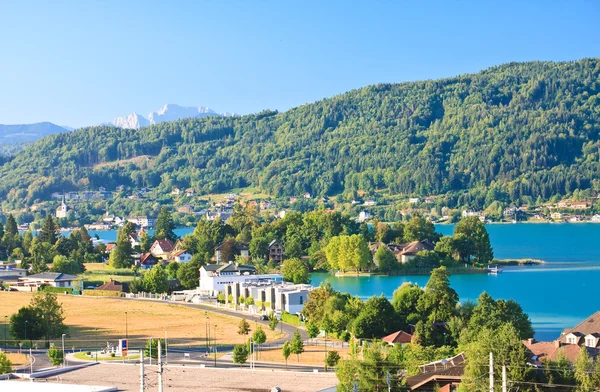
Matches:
[1,0,599,128]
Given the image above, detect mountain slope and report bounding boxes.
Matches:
[0,122,70,144]
[1,59,600,207]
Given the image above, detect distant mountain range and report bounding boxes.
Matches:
[0,122,71,145]
[110,104,236,129]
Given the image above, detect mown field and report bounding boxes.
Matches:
[0,292,283,349]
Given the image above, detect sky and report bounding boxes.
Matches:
[0,1,599,128]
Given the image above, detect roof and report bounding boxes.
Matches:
[96,279,129,293]
[560,311,600,343]
[151,239,174,252]
[23,272,78,282]
[105,244,116,252]
[406,353,466,390]
[382,330,413,345]
[140,253,159,265]
[268,240,281,248]
[171,249,190,258]
[202,263,256,274]
[398,240,435,256]
[523,339,598,363]
[214,241,249,251]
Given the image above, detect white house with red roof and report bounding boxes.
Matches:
[150,239,175,257]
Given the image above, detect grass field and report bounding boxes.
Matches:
[80,264,138,286]
[73,352,140,361]
[0,292,283,349]
[5,353,28,366]
[257,344,350,366]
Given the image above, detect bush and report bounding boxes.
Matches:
[326,351,341,368]
[217,293,225,303]
[41,286,74,295]
[281,311,301,326]
[110,353,115,358]
[83,289,121,297]
[86,351,91,355]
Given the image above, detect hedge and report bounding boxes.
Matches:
[281,311,301,326]
[83,289,122,297]
[41,286,74,294]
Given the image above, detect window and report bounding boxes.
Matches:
[567,336,577,345]
[586,338,596,347]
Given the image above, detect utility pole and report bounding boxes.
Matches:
[140,349,145,392]
[158,339,163,392]
[502,364,507,392]
[489,352,494,392]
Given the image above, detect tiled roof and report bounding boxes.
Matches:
[523,339,598,363]
[171,250,189,258]
[96,279,129,293]
[382,330,413,345]
[152,239,174,252]
[140,253,159,265]
[560,311,600,343]
[406,353,466,390]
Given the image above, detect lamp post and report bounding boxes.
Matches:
[164,328,168,364]
[207,316,210,354]
[125,312,128,340]
[149,337,153,366]
[24,320,28,346]
[4,315,7,349]
[205,312,208,350]
[62,333,66,367]
[213,324,217,367]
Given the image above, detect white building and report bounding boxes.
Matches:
[357,210,372,222]
[199,263,282,295]
[127,216,156,228]
[10,272,79,292]
[224,281,313,315]
[409,198,421,203]
[461,210,480,218]
[56,195,68,218]
[364,200,377,206]
[171,250,192,263]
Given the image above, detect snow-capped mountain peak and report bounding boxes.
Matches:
[111,104,234,129]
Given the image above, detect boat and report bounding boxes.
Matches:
[488,265,503,274]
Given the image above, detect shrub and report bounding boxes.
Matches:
[110,353,115,358]
[83,290,121,297]
[281,311,301,326]
[86,351,91,355]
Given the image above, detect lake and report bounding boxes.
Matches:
[85,223,600,340]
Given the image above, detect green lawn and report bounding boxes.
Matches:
[73,351,140,361]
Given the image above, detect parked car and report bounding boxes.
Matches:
[258,315,268,321]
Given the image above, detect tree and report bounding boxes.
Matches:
[51,255,82,274]
[47,344,64,366]
[9,306,44,341]
[29,238,53,274]
[0,351,12,374]
[404,215,439,243]
[282,341,291,369]
[392,282,424,327]
[268,313,279,331]
[374,245,397,274]
[281,258,310,284]
[232,344,249,367]
[574,346,600,391]
[154,207,177,243]
[166,261,180,279]
[109,223,134,268]
[454,217,494,264]
[466,292,533,341]
[238,318,250,335]
[2,214,18,252]
[290,330,304,361]
[30,291,68,343]
[39,215,58,245]
[140,230,152,252]
[143,265,169,293]
[350,295,398,338]
[459,323,531,392]
[145,338,166,359]
[252,326,267,358]
[177,259,201,289]
[306,320,320,339]
[324,235,372,273]
[325,350,341,369]
[417,266,458,322]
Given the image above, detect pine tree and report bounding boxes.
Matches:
[154,207,177,242]
[238,318,250,335]
[39,215,58,245]
[290,330,304,361]
[109,223,133,268]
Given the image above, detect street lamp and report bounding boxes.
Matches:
[164,328,168,364]
[125,312,128,340]
[213,324,217,367]
[4,315,7,349]
[205,312,208,350]
[62,333,66,367]
[149,336,153,366]
[24,320,28,346]
[207,316,210,353]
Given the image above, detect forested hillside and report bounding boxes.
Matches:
[1,59,600,208]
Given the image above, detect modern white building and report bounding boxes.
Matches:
[198,262,283,295]
[224,280,313,315]
[9,272,79,292]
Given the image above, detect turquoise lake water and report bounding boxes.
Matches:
[85,223,600,340]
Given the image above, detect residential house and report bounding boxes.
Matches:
[129,232,141,249]
[206,209,233,222]
[382,330,413,346]
[11,272,79,291]
[105,243,116,253]
[259,200,275,210]
[461,210,480,218]
[171,188,181,195]
[557,200,570,208]
[523,311,600,365]
[185,189,195,197]
[95,279,130,293]
[278,210,287,219]
[405,353,465,391]
[178,205,194,214]
[303,193,312,199]
[139,253,160,269]
[357,210,372,222]
[364,200,377,206]
[171,250,192,263]
[150,239,175,257]
[571,201,589,210]
[425,197,434,204]
[591,214,600,222]
[396,240,435,263]
[127,216,156,228]
[266,240,285,263]
[289,197,298,204]
[551,212,563,220]
[0,266,28,282]
[409,198,421,203]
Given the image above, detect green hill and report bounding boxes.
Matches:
[2,59,600,208]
